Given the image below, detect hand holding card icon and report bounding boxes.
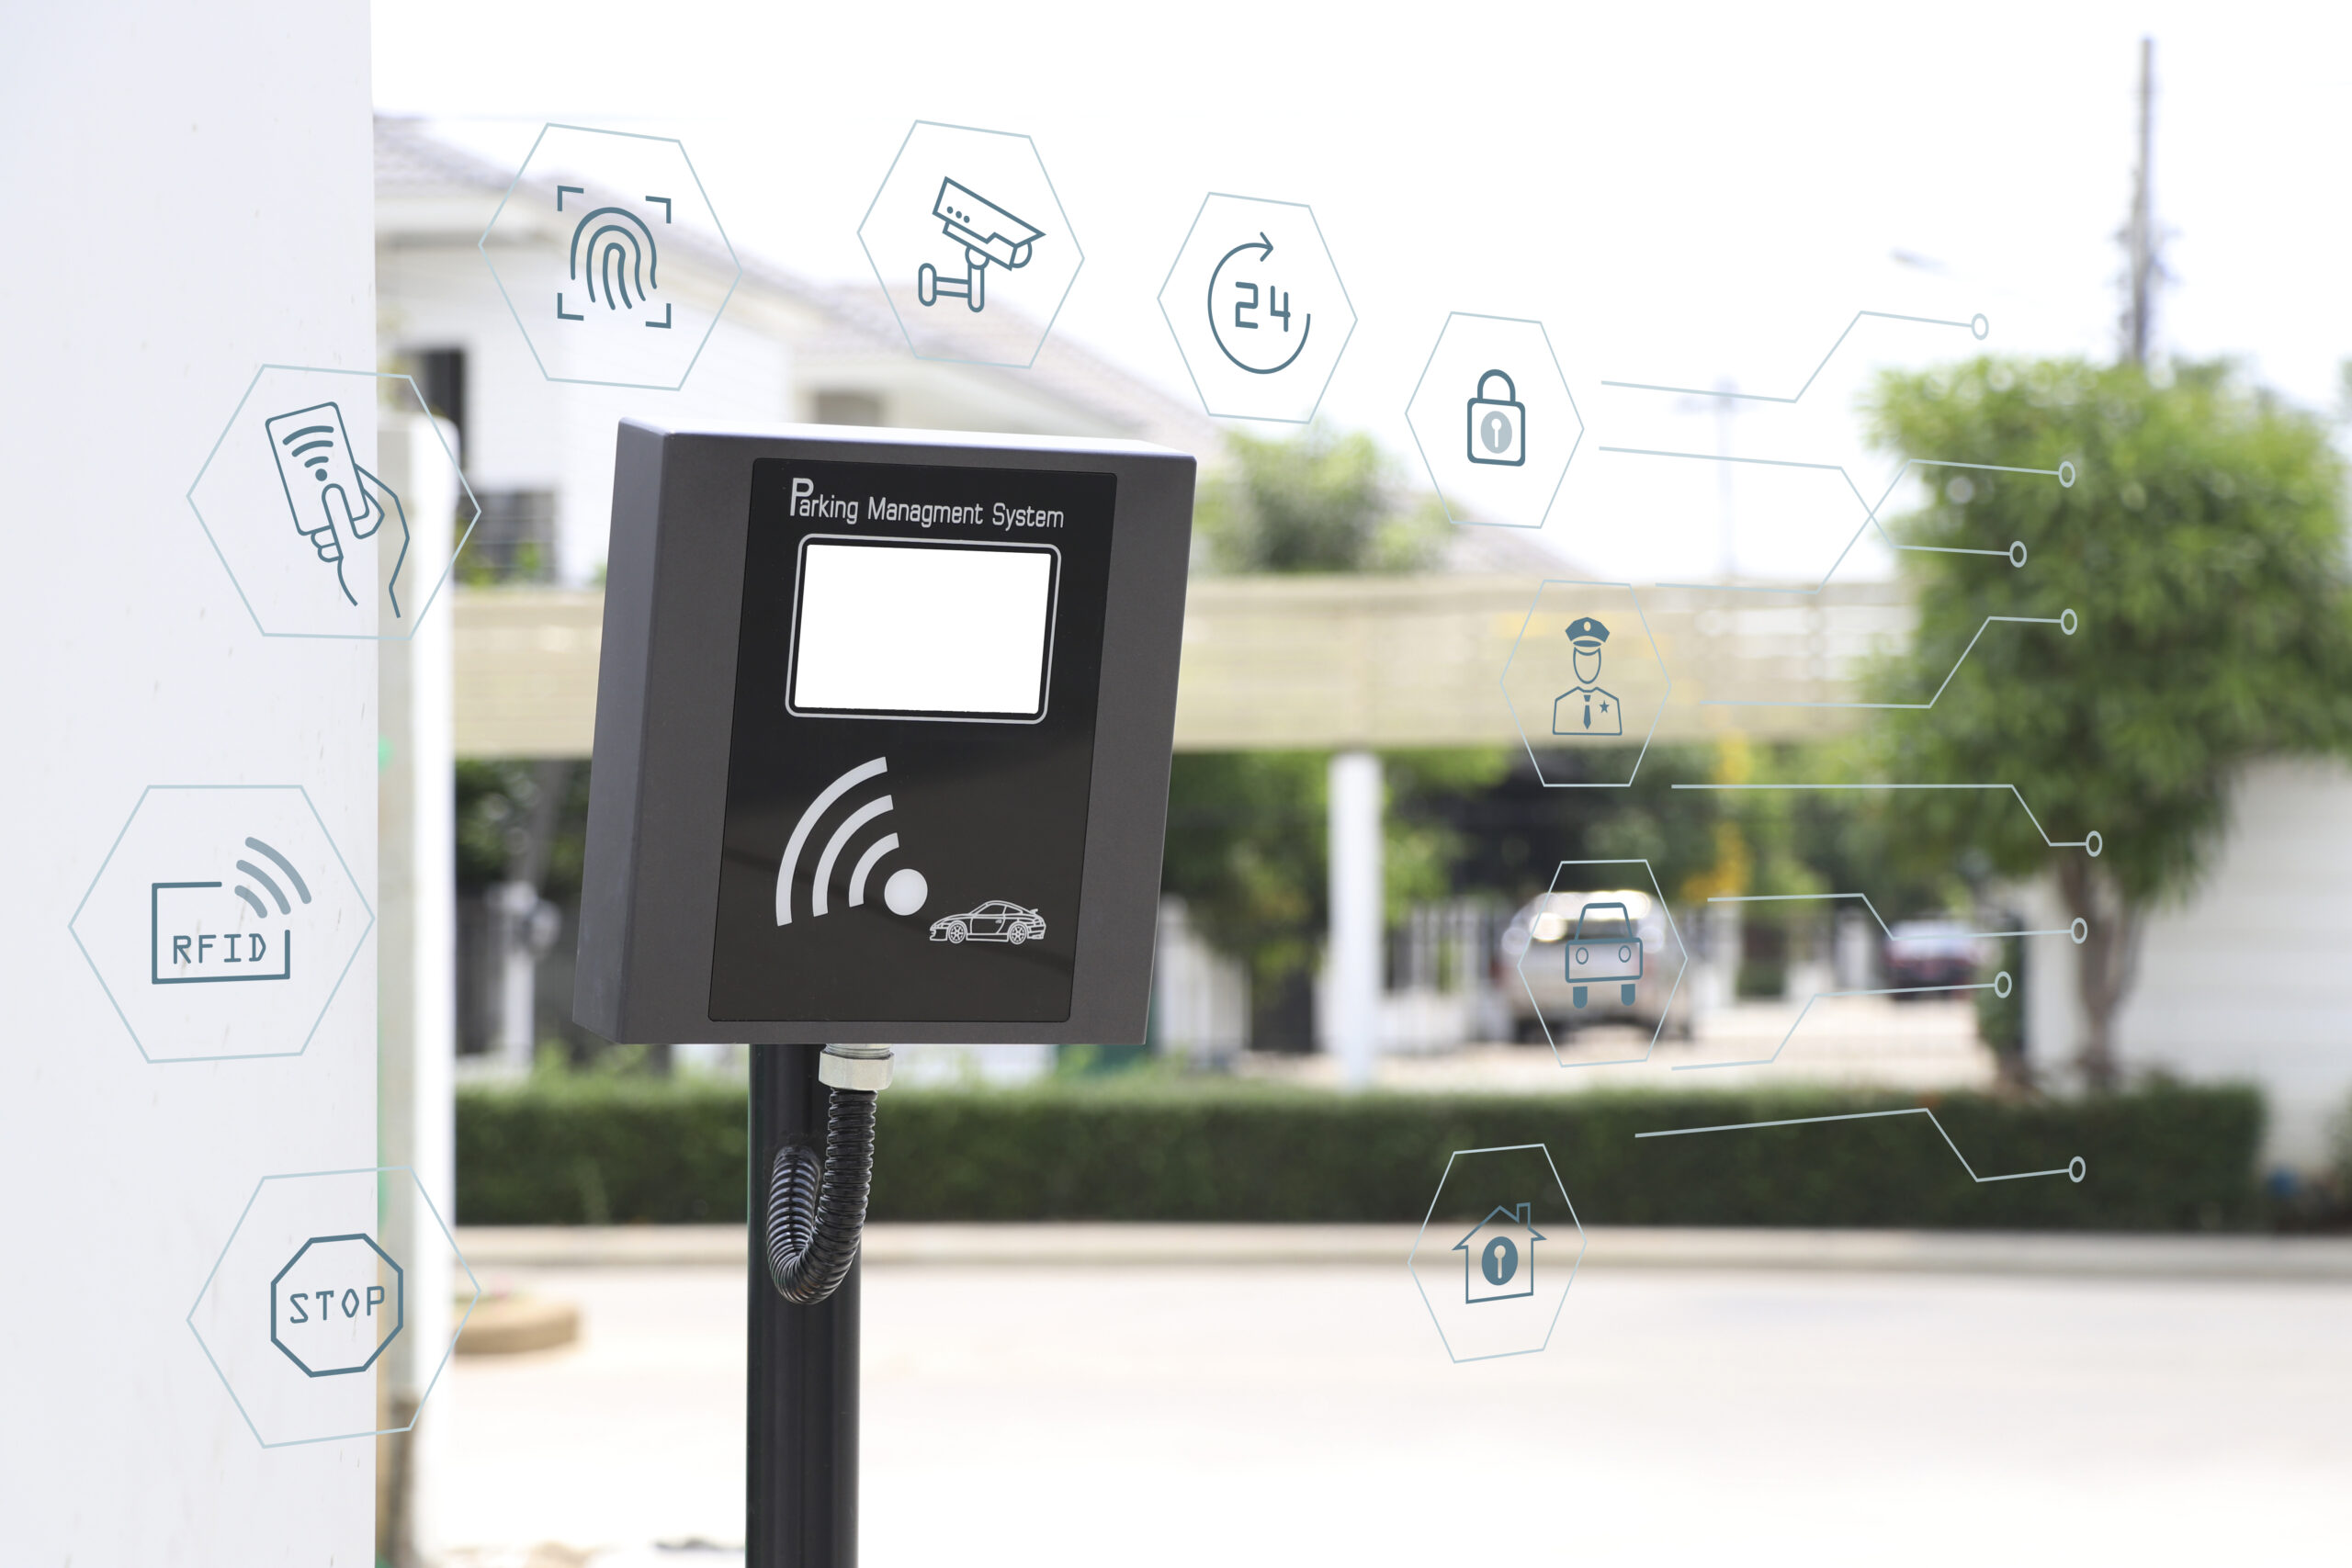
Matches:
[264,401,407,614]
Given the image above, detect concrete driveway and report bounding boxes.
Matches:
[428,1228,2351,1567]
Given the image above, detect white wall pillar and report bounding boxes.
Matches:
[1694,899,1742,1017]
[1327,751,1384,1089]
[2112,760,2352,1167]
[0,6,379,1559]
[2017,875,2081,1078]
[379,415,459,1562]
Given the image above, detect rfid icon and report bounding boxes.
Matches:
[73,785,373,1063]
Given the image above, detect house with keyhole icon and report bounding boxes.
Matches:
[1453,1203,1544,1304]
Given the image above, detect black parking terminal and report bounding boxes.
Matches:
[575,423,1194,1566]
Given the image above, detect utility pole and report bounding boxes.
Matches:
[2121,36,2157,367]
[1327,750,1383,1089]
[1673,378,1743,581]
[493,758,570,1072]
[1713,376,1738,580]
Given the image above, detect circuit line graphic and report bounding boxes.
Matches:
[1669,782,2098,855]
[1594,450,2072,593]
[1601,310,1988,404]
[1701,891,2084,945]
[1701,611,2076,710]
[1674,881,2086,1069]
[1634,1107,2086,1185]
[1674,976,2007,1072]
[1596,309,2072,592]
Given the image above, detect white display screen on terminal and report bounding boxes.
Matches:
[786,536,1059,722]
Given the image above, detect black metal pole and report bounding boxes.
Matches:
[747,1043,858,1568]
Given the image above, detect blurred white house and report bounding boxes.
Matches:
[2026,758,2352,1170]
[374,116,1219,588]
[374,115,1223,1073]
[376,119,2352,1170]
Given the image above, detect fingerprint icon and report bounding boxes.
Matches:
[774,758,929,926]
[555,186,673,328]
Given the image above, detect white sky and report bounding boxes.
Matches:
[375,0,2352,583]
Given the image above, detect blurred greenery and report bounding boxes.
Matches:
[456,1073,2265,1231]
[1162,748,1514,1006]
[1165,423,1984,1037]
[454,540,548,587]
[1168,425,1490,1043]
[2332,1091,2352,1194]
[453,759,588,895]
[1192,423,1449,573]
[1978,932,2027,1083]
[1867,357,2352,1085]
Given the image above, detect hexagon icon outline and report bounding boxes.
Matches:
[67,784,373,1064]
[1514,857,1690,1067]
[1155,191,1357,423]
[478,122,743,391]
[1405,311,1585,530]
[1500,580,1671,788]
[188,1166,482,1450]
[185,366,481,642]
[857,119,1084,370]
[1406,1143,1587,1363]
[269,1233,404,1377]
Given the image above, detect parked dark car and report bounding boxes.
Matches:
[1882,919,1984,996]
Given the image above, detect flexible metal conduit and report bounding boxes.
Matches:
[763,1045,891,1306]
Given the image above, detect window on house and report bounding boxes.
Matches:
[463,489,558,582]
[411,346,468,460]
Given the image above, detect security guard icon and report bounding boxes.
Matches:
[1551,615,1622,737]
[1466,369,1526,467]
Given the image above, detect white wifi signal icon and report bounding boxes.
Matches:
[774,757,928,926]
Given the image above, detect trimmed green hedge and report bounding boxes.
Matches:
[456,1077,2266,1231]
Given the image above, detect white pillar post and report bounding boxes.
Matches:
[2020,874,2082,1075]
[1327,750,1384,1089]
[1701,898,1742,1018]
[379,413,458,1562]
[4,10,376,1558]
[494,879,541,1070]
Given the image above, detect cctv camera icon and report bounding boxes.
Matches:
[918,178,1042,314]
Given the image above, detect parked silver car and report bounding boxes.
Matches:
[1499,888,1689,1042]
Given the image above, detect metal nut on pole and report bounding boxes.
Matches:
[818,1043,894,1092]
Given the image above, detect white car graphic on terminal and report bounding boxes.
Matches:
[929,900,1046,945]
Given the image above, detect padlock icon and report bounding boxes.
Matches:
[1466,369,1526,467]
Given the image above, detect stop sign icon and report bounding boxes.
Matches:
[269,1233,404,1378]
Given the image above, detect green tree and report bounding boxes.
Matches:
[454,759,587,897]
[1162,749,1510,1018]
[1193,424,1447,573]
[1866,356,2352,1086]
[1165,426,1489,1043]
[1162,751,1327,998]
